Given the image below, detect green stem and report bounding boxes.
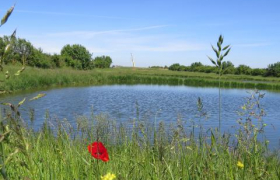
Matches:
[219,70,221,135]
[0,144,8,180]
[0,121,8,180]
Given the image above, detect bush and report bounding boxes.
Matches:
[265,62,280,77]
[61,44,92,69]
[168,63,181,71]
[92,56,112,68]
[235,65,252,75]
[251,68,266,76]
[51,54,65,68]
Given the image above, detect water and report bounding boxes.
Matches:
[0,85,279,149]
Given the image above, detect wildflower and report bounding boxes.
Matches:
[101,173,116,180]
[237,161,244,168]
[88,142,109,162]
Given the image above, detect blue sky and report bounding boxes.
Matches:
[0,0,279,68]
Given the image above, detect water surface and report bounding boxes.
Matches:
[1,85,279,149]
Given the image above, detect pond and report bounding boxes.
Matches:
[0,85,279,149]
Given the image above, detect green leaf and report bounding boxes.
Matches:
[18,98,26,107]
[219,35,223,44]
[4,44,11,54]
[210,130,217,152]
[208,56,217,66]
[1,4,15,26]
[217,60,221,67]
[0,130,11,143]
[224,48,231,57]
[217,42,221,51]
[29,93,46,101]
[222,45,230,51]
[14,70,21,76]
[222,66,230,74]
[5,71,9,79]
[11,28,17,39]
[4,148,19,166]
[14,67,25,76]
[1,102,11,106]
[20,67,25,73]
[212,45,220,58]
[220,54,224,61]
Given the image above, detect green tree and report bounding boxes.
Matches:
[251,68,266,76]
[190,62,203,71]
[93,56,112,68]
[265,62,280,77]
[222,61,235,74]
[168,63,181,71]
[61,55,82,69]
[200,66,217,73]
[28,48,54,68]
[235,65,252,75]
[0,36,9,63]
[51,54,65,68]
[61,44,92,69]
[12,38,34,65]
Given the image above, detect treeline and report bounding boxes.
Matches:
[0,36,112,70]
[169,61,280,77]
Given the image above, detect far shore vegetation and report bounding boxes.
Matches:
[1,65,280,94]
[1,36,280,94]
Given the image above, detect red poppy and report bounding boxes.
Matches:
[88,142,109,162]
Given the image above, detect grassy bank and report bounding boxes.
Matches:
[1,112,279,179]
[0,65,280,93]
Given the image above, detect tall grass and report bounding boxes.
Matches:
[0,90,279,179]
[1,65,280,94]
[208,35,231,133]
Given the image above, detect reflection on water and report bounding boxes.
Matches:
[0,85,279,149]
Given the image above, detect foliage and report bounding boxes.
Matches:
[265,62,280,77]
[190,62,203,71]
[168,63,181,71]
[168,60,280,78]
[12,38,33,65]
[61,44,92,69]
[1,65,280,93]
[0,38,108,70]
[27,48,55,69]
[149,66,168,69]
[222,61,235,74]
[235,64,252,75]
[251,68,266,76]
[93,56,112,68]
